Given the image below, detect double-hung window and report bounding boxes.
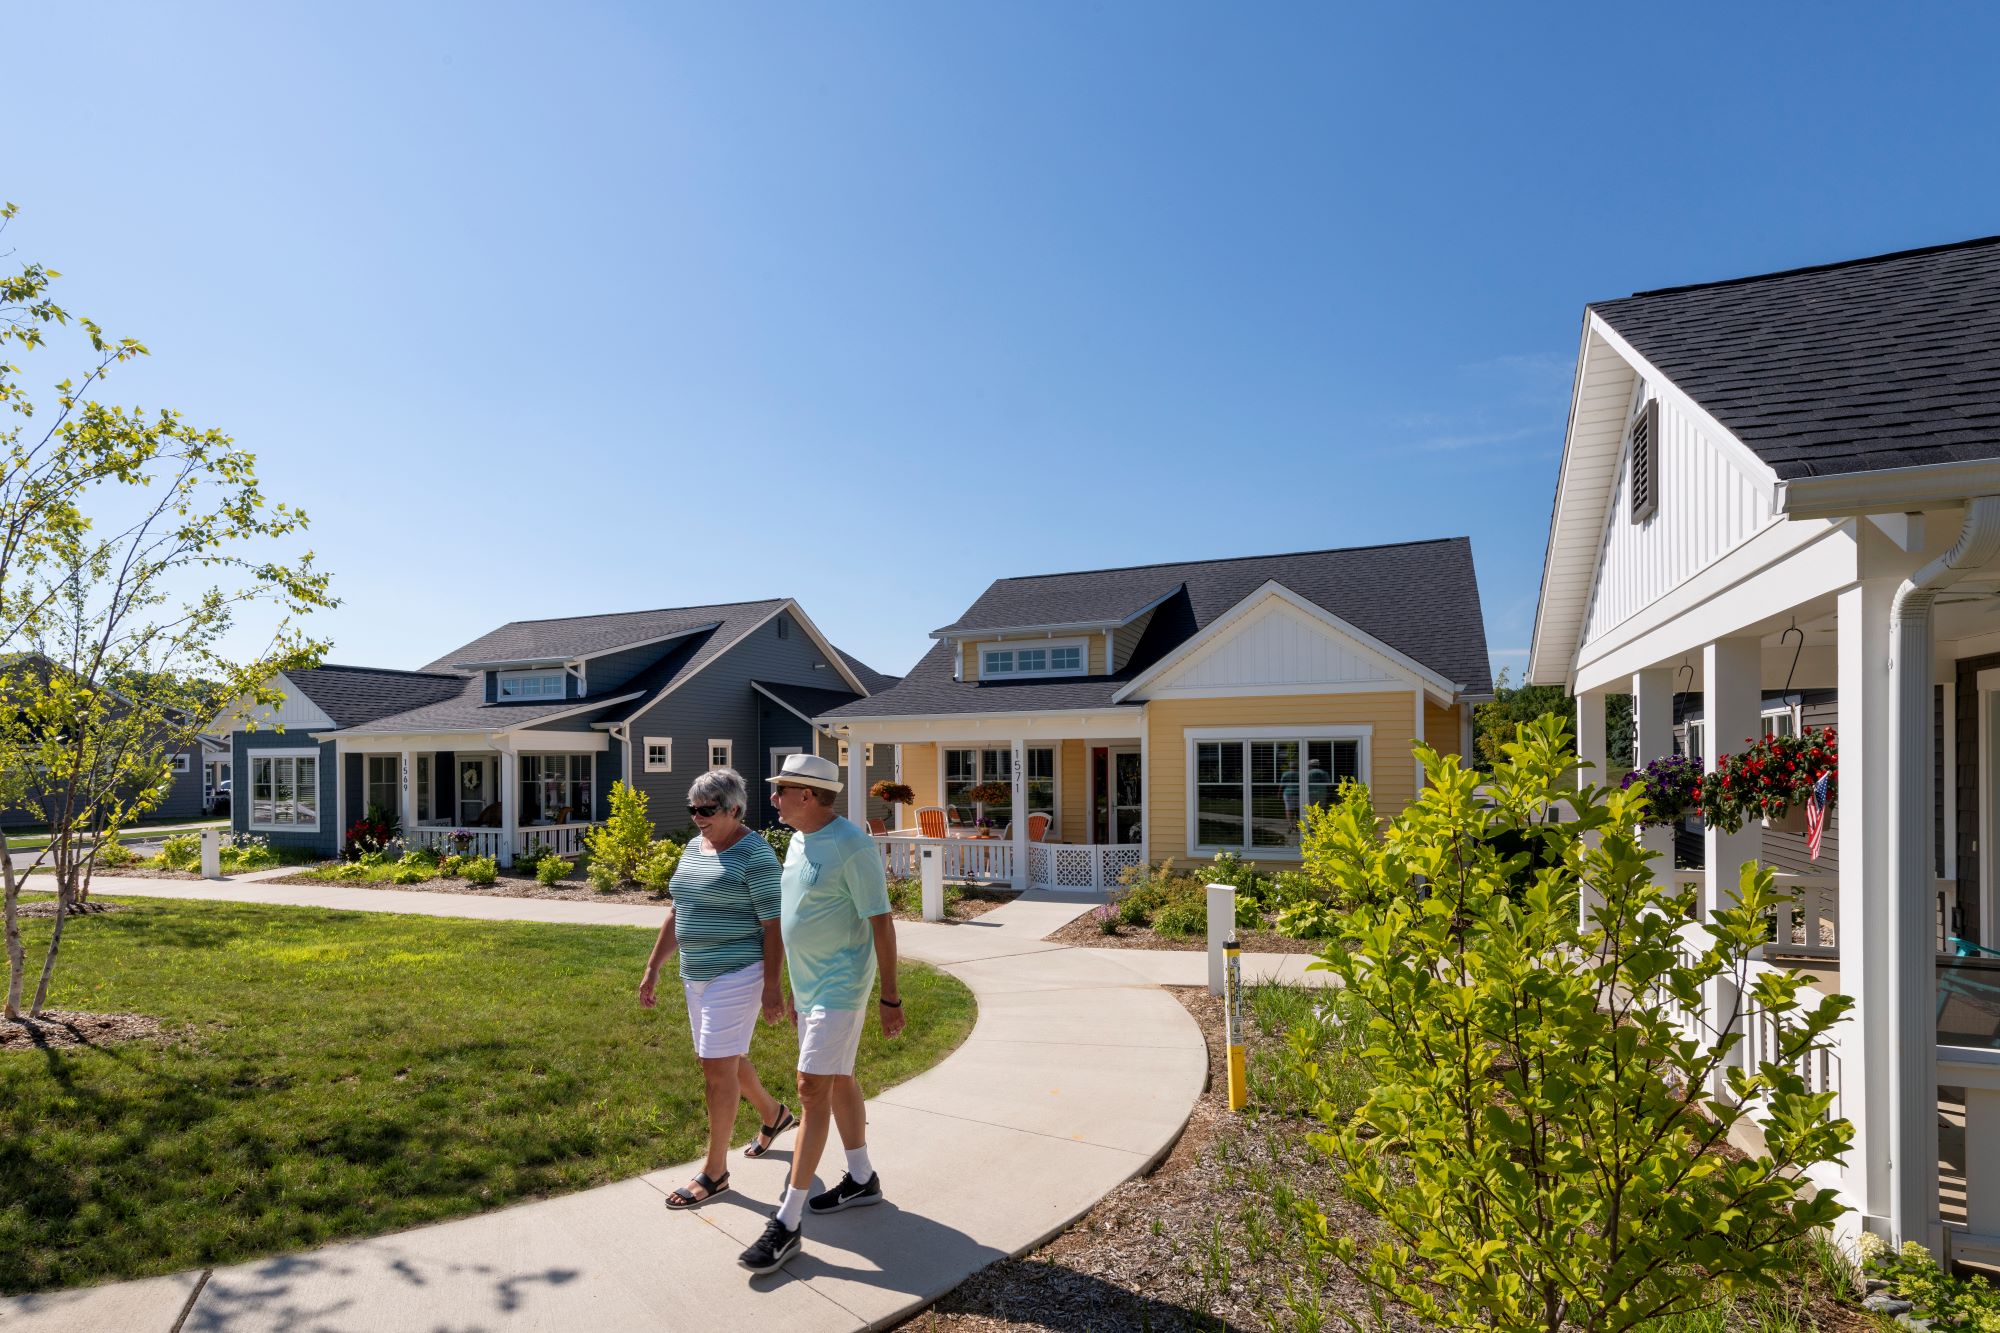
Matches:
[943,746,1055,828]
[249,751,320,830]
[415,756,433,823]
[520,754,593,824]
[497,670,566,700]
[1189,730,1365,855]
[365,756,400,817]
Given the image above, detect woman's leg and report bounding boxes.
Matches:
[699,1055,740,1181]
[737,1054,781,1124]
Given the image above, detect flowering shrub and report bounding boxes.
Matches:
[1696,726,1837,833]
[1620,753,1701,827]
[345,804,401,859]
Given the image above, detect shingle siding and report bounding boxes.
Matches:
[232,730,338,857]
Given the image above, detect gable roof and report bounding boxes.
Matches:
[421,602,776,671]
[834,650,900,696]
[1591,235,2000,482]
[279,665,468,728]
[753,680,865,728]
[821,539,1491,721]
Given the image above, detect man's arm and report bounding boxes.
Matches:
[869,911,904,1038]
[759,917,786,1023]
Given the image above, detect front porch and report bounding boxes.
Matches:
[341,736,604,868]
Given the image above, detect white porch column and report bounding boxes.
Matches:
[1632,667,1676,868]
[1576,686,1610,928]
[1840,577,1898,1235]
[499,748,518,868]
[333,739,347,858]
[846,736,867,827]
[1010,739,1028,890]
[1703,639,1763,920]
[401,748,418,838]
[1138,723,1151,865]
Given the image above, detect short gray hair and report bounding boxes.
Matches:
[687,767,748,817]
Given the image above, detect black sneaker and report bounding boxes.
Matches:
[737,1217,801,1275]
[808,1171,883,1214]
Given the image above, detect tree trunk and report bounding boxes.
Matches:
[30,859,72,1018]
[1,830,21,1021]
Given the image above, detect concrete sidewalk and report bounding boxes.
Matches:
[1,884,1209,1332]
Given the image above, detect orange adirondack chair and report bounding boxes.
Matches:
[1027,812,1053,842]
[917,806,948,838]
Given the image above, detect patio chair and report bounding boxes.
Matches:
[947,804,968,827]
[474,802,503,828]
[867,818,888,835]
[1027,811,1053,842]
[917,806,948,838]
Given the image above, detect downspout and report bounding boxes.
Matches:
[1888,495,2000,1252]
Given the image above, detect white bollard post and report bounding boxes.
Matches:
[1207,883,1236,996]
[200,827,222,880]
[920,843,945,922]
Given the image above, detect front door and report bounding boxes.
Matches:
[457,757,491,826]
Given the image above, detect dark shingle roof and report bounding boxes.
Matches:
[754,681,864,723]
[934,576,1185,635]
[1592,235,2000,481]
[823,539,1491,720]
[283,665,469,728]
[421,601,785,669]
[333,673,634,735]
[834,650,899,695]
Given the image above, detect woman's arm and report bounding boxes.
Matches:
[638,906,677,1008]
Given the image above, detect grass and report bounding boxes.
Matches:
[2,817,228,852]
[0,896,976,1294]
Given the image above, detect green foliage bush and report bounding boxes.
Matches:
[761,825,792,862]
[461,855,498,886]
[535,856,571,887]
[94,835,137,868]
[387,865,428,885]
[1863,1236,2000,1331]
[1292,714,1853,1330]
[886,876,962,916]
[1151,893,1207,937]
[633,840,680,893]
[582,782,652,885]
[1112,860,1258,935]
[396,848,437,871]
[438,853,464,878]
[158,833,202,872]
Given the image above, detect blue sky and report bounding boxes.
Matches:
[9,4,2000,684]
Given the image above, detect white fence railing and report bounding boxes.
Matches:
[873,834,1145,890]
[1941,1046,2000,1267]
[1668,868,1960,950]
[406,822,594,863]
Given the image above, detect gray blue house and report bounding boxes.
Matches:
[215,599,899,864]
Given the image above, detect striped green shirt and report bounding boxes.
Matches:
[669,833,784,982]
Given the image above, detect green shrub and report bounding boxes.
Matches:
[438,853,465,878]
[158,832,203,872]
[1151,891,1207,937]
[1297,716,1852,1330]
[399,846,439,869]
[221,834,277,872]
[1863,1235,2000,1331]
[535,856,571,886]
[387,865,428,885]
[887,877,961,916]
[761,825,792,862]
[358,848,390,869]
[582,782,652,885]
[95,835,136,868]
[519,840,552,868]
[1206,850,1272,906]
[633,840,681,893]
[461,855,498,886]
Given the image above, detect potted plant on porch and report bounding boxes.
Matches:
[1696,726,1837,835]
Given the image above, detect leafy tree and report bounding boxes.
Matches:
[0,203,333,1018]
[1475,669,1634,772]
[1295,714,1853,1331]
[583,780,655,888]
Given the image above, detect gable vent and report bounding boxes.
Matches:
[1628,399,1660,523]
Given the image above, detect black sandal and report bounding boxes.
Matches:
[665,1170,729,1209]
[743,1106,796,1159]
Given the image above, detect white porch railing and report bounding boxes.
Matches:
[1941,1047,2000,1267]
[406,822,595,862]
[1668,868,1961,951]
[873,834,1145,890]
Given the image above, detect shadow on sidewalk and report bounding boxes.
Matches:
[748,1199,1007,1307]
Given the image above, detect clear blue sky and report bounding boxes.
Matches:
[9,4,2000,684]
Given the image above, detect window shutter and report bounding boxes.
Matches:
[1629,399,1660,523]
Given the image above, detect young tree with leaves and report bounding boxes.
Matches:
[0,203,334,1019]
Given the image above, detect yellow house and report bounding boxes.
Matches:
[817,539,1492,889]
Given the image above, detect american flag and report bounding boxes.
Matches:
[1805,771,1832,861]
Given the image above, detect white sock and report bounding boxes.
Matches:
[776,1185,808,1229]
[844,1145,875,1185]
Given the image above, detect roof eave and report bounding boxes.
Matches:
[1776,458,2000,520]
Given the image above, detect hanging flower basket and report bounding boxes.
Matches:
[869,780,916,807]
[965,782,1010,805]
[1620,753,1700,827]
[1696,726,1837,835]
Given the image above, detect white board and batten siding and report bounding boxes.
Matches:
[215,671,336,731]
[1580,385,1777,649]
[1140,593,1406,696]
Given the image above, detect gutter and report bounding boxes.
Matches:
[1887,493,2000,1252]
[1778,458,2000,521]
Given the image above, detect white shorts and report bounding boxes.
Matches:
[683,961,764,1059]
[797,1004,867,1076]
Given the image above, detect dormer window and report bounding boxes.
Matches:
[497,669,566,700]
[1628,399,1660,524]
[978,638,1088,679]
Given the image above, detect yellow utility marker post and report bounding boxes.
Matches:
[1224,936,1247,1110]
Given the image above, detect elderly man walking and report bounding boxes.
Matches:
[737,752,904,1276]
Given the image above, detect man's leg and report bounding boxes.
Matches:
[829,1072,875,1186]
[790,1071,836,1190]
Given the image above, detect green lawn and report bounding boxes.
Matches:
[0,897,976,1294]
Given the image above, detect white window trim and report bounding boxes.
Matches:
[248,747,322,832]
[1183,725,1372,860]
[496,669,567,700]
[171,753,191,773]
[643,737,673,773]
[975,636,1090,680]
[708,739,733,770]
[1760,701,1802,737]
[942,745,1058,830]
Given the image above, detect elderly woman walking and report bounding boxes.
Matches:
[638,767,796,1208]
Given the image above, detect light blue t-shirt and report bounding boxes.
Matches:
[780,816,892,1012]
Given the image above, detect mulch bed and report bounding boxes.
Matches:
[1044,914,1319,954]
[14,900,129,918]
[19,865,200,880]
[269,870,670,905]
[891,887,1019,924]
[0,1008,175,1052]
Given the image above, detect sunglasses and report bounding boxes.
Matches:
[687,804,721,818]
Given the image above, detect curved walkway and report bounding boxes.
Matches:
[1,880,1209,1333]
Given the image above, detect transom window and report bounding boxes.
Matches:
[249,752,320,830]
[497,670,566,700]
[365,756,400,816]
[644,738,672,773]
[1190,733,1364,854]
[978,638,1088,680]
[520,754,593,825]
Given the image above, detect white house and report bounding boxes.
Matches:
[1531,236,2000,1262]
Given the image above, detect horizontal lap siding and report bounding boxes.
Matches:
[899,745,940,829]
[1423,702,1462,761]
[1145,692,1417,867]
[1060,740,1088,842]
